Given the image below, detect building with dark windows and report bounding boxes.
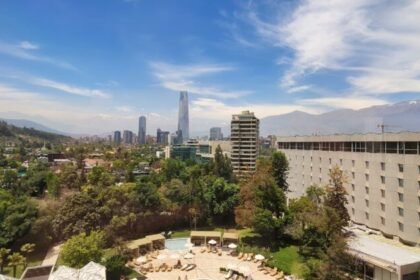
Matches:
[113,131,121,145]
[138,116,146,145]
[123,130,134,144]
[156,128,170,145]
[178,91,189,142]
[231,110,259,177]
[209,127,223,140]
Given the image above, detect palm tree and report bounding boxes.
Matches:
[7,252,26,277]
[0,248,11,273]
[20,243,35,268]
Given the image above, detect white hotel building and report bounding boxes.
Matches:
[276,133,420,280]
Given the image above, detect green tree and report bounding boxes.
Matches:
[7,252,25,277]
[103,254,129,280]
[0,248,11,273]
[1,169,19,193]
[20,243,35,268]
[213,145,233,181]
[61,231,105,268]
[271,151,289,191]
[46,172,60,197]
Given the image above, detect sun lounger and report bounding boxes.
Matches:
[237,252,244,259]
[167,266,172,272]
[246,253,254,261]
[225,270,234,279]
[180,264,189,271]
[232,274,239,280]
[264,268,271,274]
[185,264,196,271]
[242,253,248,260]
[200,247,206,253]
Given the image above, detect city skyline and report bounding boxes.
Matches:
[0,1,419,135]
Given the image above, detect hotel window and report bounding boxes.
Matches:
[365,174,369,181]
[319,157,322,163]
[351,208,355,215]
[365,199,369,207]
[398,222,404,232]
[319,168,322,173]
[381,176,385,184]
[381,162,385,171]
[380,203,385,211]
[381,217,385,225]
[365,212,369,220]
[352,172,355,179]
[365,161,369,168]
[340,159,343,165]
[351,184,355,191]
[398,193,404,202]
[418,165,420,174]
[381,189,385,198]
[351,196,355,203]
[398,207,404,217]
[398,164,404,173]
[352,160,355,167]
[398,178,404,188]
[365,187,369,194]
[329,158,332,164]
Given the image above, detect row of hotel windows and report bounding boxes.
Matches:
[278,141,420,154]
[351,208,414,233]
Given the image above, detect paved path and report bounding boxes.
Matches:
[41,244,62,266]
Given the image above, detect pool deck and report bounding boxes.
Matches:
[137,247,282,280]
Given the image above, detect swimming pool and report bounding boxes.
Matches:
[165,238,189,251]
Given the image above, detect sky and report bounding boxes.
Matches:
[0,0,420,136]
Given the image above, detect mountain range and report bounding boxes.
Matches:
[1,100,419,138]
[260,100,420,136]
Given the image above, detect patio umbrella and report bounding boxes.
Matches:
[184,253,194,259]
[157,254,167,260]
[227,263,237,270]
[184,242,194,249]
[136,256,147,263]
[208,239,217,245]
[239,265,251,275]
[170,253,180,260]
[228,243,237,249]
[254,254,265,261]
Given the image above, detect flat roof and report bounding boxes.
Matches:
[276,132,420,142]
[126,238,151,249]
[223,232,239,240]
[191,231,222,238]
[146,234,165,241]
[348,233,420,266]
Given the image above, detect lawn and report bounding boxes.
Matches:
[269,246,305,277]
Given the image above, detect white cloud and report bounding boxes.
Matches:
[0,41,77,71]
[30,77,111,98]
[19,41,39,50]
[150,61,251,99]
[300,96,389,110]
[244,0,420,95]
[115,106,133,113]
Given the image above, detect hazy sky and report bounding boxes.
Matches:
[0,0,419,135]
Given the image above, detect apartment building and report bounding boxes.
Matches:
[276,133,420,246]
[231,111,259,176]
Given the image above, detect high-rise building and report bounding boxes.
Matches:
[209,127,223,140]
[123,130,133,144]
[113,131,121,145]
[138,116,146,145]
[231,110,259,176]
[177,91,189,141]
[276,133,420,246]
[156,128,170,145]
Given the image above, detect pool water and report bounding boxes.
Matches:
[165,238,189,251]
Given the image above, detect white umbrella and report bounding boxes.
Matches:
[184,253,194,259]
[208,239,217,245]
[184,242,194,248]
[228,243,237,249]
[254,254,265,261]
[136,256,147,263]
[239,265,250,275]
[157,254,167,260]
[170,253,180,260]
[227,263,237,270]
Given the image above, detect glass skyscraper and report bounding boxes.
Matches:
[138,116,146,144]
[177,91,189,141]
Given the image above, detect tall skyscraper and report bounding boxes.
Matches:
[156,128,170,145]
[138,116,146,145]
[113,131,121,145]
[123,130,133,144]
[209,127,223,140]
[231,111,259,177]
[177,91,189,141]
